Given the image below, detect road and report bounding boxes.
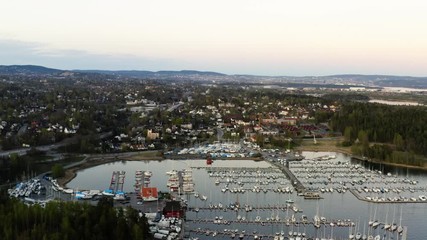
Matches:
[216,127,224,141]
[167,102,184,112]
[0,131,112,158]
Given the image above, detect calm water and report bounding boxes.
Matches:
[68,152,427,240]
[368,99,422,106]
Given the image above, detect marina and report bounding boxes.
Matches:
[58,151,427,239]
[286,157,426,203]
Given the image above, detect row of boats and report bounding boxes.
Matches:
[200,202,300,212]
[364,194,427,202]
[99,170,159,202]
[101,170,127,200]
[219,185,296,194]
[135,170,158,202]
[289,158,426,203]
[191,226,394,240]
[8,178,45,198]
[167,169,195,194]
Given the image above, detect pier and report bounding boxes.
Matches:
[107,171,126,193]
[349,189,426,204]
[269,161,306,193]
[189,229,295,240]
[188,205,302,212]
[402,226,408,240]
[192,166,281,173]
[187,218,356,227]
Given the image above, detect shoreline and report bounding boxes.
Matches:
[296,145,427,171]
[58,153,262,187]
[351,156,427,172]
[59,147,427,187]
[58,153,164,187]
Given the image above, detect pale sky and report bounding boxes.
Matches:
[0,0,426,76]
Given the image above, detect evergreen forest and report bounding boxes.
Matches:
[0,196,151,240]
[331,102,427,166]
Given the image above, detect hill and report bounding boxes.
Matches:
[0,65,62,75]
[1,65,427,88]
[74,69,226,78]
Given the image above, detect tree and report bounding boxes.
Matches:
[357,130,369,156]
[51,164,65,178]
[393,133,405,151]
[344,126,353,143]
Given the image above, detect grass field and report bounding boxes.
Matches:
[295,137,353,155]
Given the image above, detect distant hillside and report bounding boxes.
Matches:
[1,65,427,88]
[74,69,226,78]
[0,65,62,75]
[326,74,427,88]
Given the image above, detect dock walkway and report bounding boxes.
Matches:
[187,218,355,227]
[188,205,301,212]
[192,166,281,173]
[269,161,306,193]
[349,189,426,204]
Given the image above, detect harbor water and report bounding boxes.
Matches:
[67,152,427,240]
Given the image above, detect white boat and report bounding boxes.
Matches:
[313,215,321,228]
[113,192,126,200]
[390,223,398,231]
[397,205,403,233]
[166,170,177,175]
[372,221,380,228]
[383,223,391,230]
[102,189,115,196]
[63,188,74,194]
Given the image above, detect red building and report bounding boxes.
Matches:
[163,201,184,218]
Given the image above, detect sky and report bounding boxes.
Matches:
[0,0,426,76]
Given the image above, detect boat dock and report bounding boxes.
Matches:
[192,166,281,173]
[187,218,355,227]
[349,189,426,204]
[188,205,302,212]
[269,161,306,193]
[189,228,286,239]
[108,171,126,193]
[401,226,408,240]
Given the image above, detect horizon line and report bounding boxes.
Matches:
[1,64,427,78]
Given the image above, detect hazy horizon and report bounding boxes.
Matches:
[1,1,427,76]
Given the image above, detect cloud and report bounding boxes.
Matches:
[0,39,183,71]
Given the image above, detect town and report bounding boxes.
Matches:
[1,66,426,240]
